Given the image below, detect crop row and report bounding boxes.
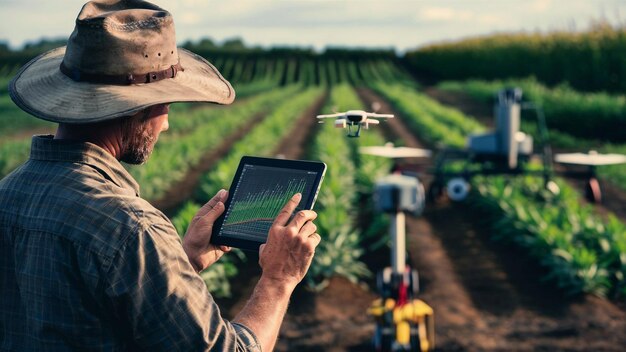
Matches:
[0,55,406,141]
[205,55,410,87]
[436,78,626,194]
[437,77,626,143]
[306,84,391,290]
[475,176,626,298]
[405,23,626,93]
[170,87,324,297]
[0,82,288,181]
[126,85,301,201]
[371,82,626,299]
[371,82,483,147]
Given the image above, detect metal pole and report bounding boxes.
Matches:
[391,211,406,275]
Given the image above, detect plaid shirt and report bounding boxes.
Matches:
[0,135,260,352]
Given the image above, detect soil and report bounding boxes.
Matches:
[152,111,268,216]
[238,87,625,351]
[195,86,626,351]
[153,91,328,216]
[424,87,493,128]
[272,92,328,160]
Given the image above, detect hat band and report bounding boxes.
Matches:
[59,60,184,85]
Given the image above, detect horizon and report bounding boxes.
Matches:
[1,0,625,53]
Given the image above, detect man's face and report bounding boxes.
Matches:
[120,104,169,164]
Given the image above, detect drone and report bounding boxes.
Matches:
[316,109,394,138]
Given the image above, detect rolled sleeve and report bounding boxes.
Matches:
[104,217,260,352]
[232,323,261,352]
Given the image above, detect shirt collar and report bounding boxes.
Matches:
[30,135,140,197]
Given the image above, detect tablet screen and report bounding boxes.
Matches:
[218,164,321,244]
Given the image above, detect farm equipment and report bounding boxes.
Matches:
[362,146,435,352]
[428,87,556,202]
[427,87,626,203]
[554,151,626,203]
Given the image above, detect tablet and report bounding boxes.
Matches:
[210,156,327,251]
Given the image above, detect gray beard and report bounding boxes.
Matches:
[120,116,156,165]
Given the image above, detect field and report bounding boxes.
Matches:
[2,33,626,351]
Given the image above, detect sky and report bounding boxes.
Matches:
[1,0,625,52]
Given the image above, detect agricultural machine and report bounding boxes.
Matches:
[428,87,626,203]
[361,146,435,352]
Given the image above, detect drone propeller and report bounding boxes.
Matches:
[360,145,432,158]
[367,113,394,119]
[316,112,345,119]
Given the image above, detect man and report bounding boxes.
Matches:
[0,1,321,351]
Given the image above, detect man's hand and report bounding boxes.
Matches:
[182,189,231,272]
[259,193,321,290]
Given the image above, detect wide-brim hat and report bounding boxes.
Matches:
[9,0,234,124]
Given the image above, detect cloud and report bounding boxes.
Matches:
[529,0,553,12]
[178,13,201,25]
[417,6,505,26]
[419,7,473,22]
[1,0,625,51]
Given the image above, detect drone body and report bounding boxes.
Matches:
[316,110,394,137]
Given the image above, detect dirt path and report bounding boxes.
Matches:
[151,112,268,216]
[357,87,626,351]
[272,92,327,160]
[217,87,626,351]
[424,87,493,127]
[206,93,387,352]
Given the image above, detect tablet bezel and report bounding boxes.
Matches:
[210,156,326,251]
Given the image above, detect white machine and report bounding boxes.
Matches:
[430,87,554,202]
[467,88,533,169]
[554,151,626,203]
[362,145,435,351]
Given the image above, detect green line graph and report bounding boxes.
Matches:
[220,165,318,242]
[224,178,307,225]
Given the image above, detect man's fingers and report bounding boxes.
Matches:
[309,233,321,245]
[273,193,302,227]
[259,244,266,257]
[298,221,317,238]
[305,233,321,254]
[197,189,227,217]
[289,210,317,231]
[199,201,225,229]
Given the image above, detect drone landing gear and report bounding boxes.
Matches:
[347,123,362,138]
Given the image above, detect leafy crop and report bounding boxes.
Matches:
[474,176,626,298]
[406,23,626,93]
[437,78,626,194]
[170,87,324,294]
[438,77,626,143]
[306,84,391,290]
[126,85,300,201]
[377,82,626,298]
